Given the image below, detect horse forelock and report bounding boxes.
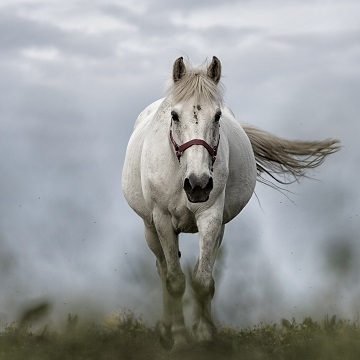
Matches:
[166,65,224,106]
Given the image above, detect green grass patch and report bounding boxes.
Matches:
[1,312,360,359]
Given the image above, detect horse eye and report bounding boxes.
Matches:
[171,111,180,122]
[214,111,222,122]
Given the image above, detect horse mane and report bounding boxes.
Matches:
[242,124,341,186]
[166,62,224,105]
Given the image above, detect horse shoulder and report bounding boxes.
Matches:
[122,99,164,223]
[133,98,164,130]
[141,133,182,209]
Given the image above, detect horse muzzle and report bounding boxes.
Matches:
[183,173,213,203]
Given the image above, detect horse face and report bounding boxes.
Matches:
[170,102,221,203]
[169,56,222,203]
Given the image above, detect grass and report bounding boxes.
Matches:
[1,310,360,360]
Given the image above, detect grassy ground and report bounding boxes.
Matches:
[1,310,360,360]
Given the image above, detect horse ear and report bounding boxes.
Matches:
[173,57,186,82]
[207,56,221,84]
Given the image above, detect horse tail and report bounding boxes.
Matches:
[242,124,341,186]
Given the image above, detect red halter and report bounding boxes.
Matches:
[169,129,220,165]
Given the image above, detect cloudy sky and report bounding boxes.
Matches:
[1,0,359,327]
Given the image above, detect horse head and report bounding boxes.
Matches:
[168,56,223,203]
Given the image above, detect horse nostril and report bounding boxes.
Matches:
[184,178,192,192]
[205,177,213,191]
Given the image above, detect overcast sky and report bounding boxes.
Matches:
[1,0,359,327]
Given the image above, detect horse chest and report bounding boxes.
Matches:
[169,205,198,234]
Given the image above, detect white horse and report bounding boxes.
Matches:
[122,56,340,349]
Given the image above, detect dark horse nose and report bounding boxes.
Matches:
[183,174,213,203]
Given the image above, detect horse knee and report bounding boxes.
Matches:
[193,275,215,300]
[166,272,186,297]
[156,258,167,277]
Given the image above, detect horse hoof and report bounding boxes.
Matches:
[192,320,216,343]
[171,325,189,352]
[157,322,173,350]
[172,335,189,352]
[157,322,190,351]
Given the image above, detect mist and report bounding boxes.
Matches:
[0,0,359,327]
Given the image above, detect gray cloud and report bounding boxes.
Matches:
[0,11,114,60]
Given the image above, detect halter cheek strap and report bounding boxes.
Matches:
[169,129,220,165]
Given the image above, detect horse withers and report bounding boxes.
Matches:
[122,56,340,350]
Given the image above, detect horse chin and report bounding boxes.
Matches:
[185,189,210,203]
[187,196,209,203]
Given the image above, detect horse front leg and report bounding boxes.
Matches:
[192,211,224,342]
[151,210,188,350]
[144,223,173,348]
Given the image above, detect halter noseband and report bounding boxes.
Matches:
[169,129,220,166]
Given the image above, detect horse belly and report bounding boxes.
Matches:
[223,170,256,224]
[222,123,257,224]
